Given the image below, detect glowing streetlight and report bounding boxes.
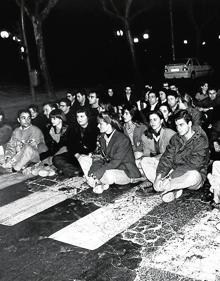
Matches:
[183,40,188,44]
[133,37,139,43]
[143,33,149,39]
[202,41,206,45]
[0,30,10,39]
[218,35,220,39]
[116,30,123,36]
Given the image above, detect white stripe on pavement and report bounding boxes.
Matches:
[49,192,162,250]
[0,177,87,226]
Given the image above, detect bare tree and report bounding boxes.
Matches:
[101,0,155,83]
[185,0,220,57]
[16,0,59,98]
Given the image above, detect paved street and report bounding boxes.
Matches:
[0,174,220,281]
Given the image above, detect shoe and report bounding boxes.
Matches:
[138,180,153,189]
[130,176,146,184]
[162,189,183,203]
[93,184,105,194]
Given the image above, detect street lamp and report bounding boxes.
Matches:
[183,40,188,44]
[218,35,220,39]
[116,30,123,36]
[143,33,149,39]
[0,30,10,39]
[133,37,139,43]
[202,41,206,45]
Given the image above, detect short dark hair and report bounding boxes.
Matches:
[28,104,39,113]
[174,109,192,124]
[59,98,71,107]
[149,109,164,122]
[167,89,179,99]
[159,102,172,113]
[17,109,31,119]
[76,107,91,118]
[49,109,66,122]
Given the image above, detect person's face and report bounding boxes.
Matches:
[159,105,170,120]
[66,93,75,102]
[108,89,113,96]
[18,112,31,128]
[43,104,53,119]
[148,93,158,106]
[149,113,163,132]
[51,116,62,127]
[76,112,88,128]
[123,109,132,123]
[163,83,169,89]
[159,91,166,102]
[201,83,208,92]
[76,93,84,103]
[175,118,191,136]
[209,90,217,101]
[167,95,178,109]
[98,118,110,133]
[88,93,97,105]
[59,102,69,114]
[170,85,177,91]
[144,92,149,101]
[178,99,187,110]
[29,108,38,119]
[125,87,131,95]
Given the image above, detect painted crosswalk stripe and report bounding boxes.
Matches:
[135,209,220,281]
[49,191,162,250]
[0,172,34,190]
[0,177,87,226]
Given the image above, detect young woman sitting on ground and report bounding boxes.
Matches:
[137,110,175,193]
[83,111,142,194]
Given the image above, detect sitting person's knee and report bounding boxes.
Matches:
[186,170,202,190]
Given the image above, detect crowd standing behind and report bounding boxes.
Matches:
[1,81,220,204]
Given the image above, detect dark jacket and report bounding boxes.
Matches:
[67,120,99,155]
[89,130,141,180]
[40,124,68,160]
[156,126,209,183]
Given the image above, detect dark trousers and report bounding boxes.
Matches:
[52,152,82,177]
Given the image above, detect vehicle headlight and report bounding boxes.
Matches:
[183,67,188,71]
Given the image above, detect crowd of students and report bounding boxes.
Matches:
[0,81,220,204]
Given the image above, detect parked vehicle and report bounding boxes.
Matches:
[164,58,213,79]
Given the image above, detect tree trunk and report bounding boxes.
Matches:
[124,20,141,85]
[195,28,202,58]
[20,0,36,101]
[31,17,54,98]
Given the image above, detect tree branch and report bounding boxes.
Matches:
[129,0,155,22]
[100,0,124,21]
[41,0,60,21]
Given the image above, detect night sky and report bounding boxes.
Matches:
[0,0,220,87]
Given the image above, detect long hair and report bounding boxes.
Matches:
[97,111,123,132]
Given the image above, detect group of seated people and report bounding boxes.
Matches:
[0,81,220,204]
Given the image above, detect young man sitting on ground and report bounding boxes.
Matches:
[3,109,47,172]
[154,109,209,202]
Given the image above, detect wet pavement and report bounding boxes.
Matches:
[0,175,220,281]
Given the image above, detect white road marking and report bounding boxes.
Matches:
[0,177,87,226]
[50,192,162,250]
